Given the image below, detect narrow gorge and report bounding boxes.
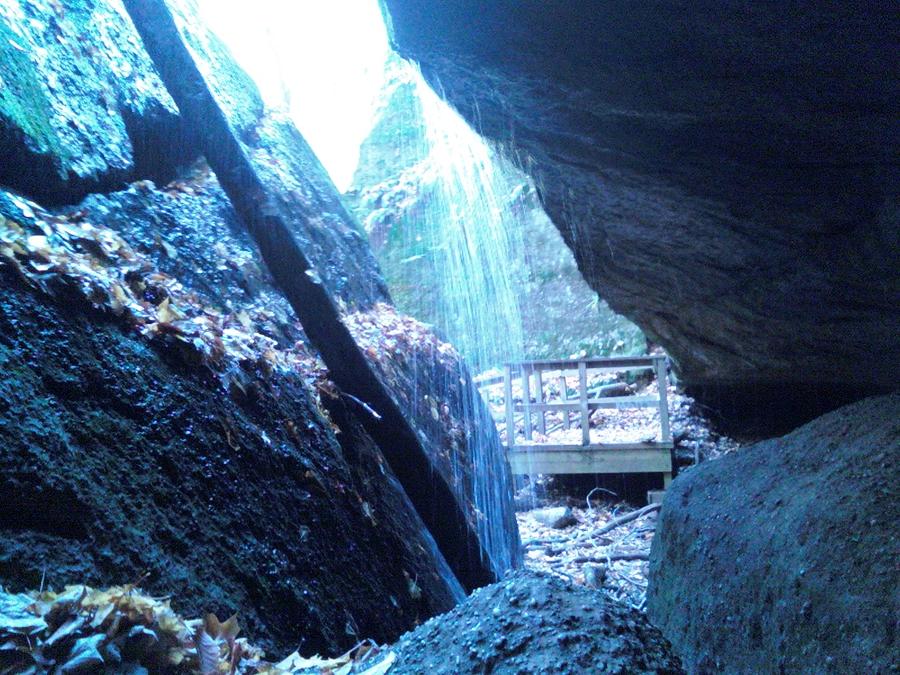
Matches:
[0,1,896,673]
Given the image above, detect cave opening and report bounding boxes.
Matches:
[193,0,669,571]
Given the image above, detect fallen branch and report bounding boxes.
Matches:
[522,538,568,548]
[340,392,382,420]
[569,551,650,563]
[586,486,618,510]
[572,503,660,543]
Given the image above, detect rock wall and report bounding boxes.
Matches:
[0,176,463,654]
[0,0,521,654]
[383,0,900,429]
[347,54,646,364]
[0,0,195,203]
[647,394,900,673]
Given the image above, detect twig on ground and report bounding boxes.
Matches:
[571,503,660,544]
[522,537,569,548]
[569,551,650,563]
[586,486,618,510]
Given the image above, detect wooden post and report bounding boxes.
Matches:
[655,357,671,443]
[558,373,570,429]
[521,365,533,441]
[535,368,546,435]
[578,361,590,445]
[503,364,515,448]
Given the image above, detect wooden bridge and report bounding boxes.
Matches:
[480,355,673,485]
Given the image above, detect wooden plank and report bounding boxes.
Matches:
[655,357,671,442]
[507,447,672,475]
[588,396,662,409]
[512,402,581,412]
[578,361,590,445]
[511,396,660,412]
[582,365,655,375]
[558,373,570,429]
[521,364,533,441]
[534,369,546,435]
[511,442,673,452]
[505,364,655,376]
[507,356,656,370]
[503,364,514,449]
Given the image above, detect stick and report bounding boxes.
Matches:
[571,503,660,543]
[340,392,382,420]
[569,551,650,563]
[522,537,568,547]
[585,486,618,510]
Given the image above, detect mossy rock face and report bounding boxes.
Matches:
[0,0,194,203]
[347,55,645,368]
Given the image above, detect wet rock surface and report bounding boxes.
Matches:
[343,306,523,577]
[383,0,900,429]
[391,570,682,674]
[648,393,900,673]
[0,176,464,656]
[0,0,195,203]
[122,0,520,586]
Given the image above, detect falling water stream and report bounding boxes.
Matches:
[351,56,528,372]
[195,1,529,371]
[196,0,540,578]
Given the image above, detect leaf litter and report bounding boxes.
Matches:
[0,192,336,412]
[0,582,397,674]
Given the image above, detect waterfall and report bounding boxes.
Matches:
[351,56,527,372]
[193,0,525,579]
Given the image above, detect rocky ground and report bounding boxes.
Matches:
[1,572,682,675]
[517,501,659,611]
[390,570,682,674]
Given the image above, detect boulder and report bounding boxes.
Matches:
[530,506,577,530]
[0,0,195,203]
[391,571,683,674]
[0,177,464,655]
[383,0,900,430]
[647,394,900,673]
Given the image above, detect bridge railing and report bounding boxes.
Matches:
[498,355,671,450]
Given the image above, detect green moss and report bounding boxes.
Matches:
[0,19,67,166]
